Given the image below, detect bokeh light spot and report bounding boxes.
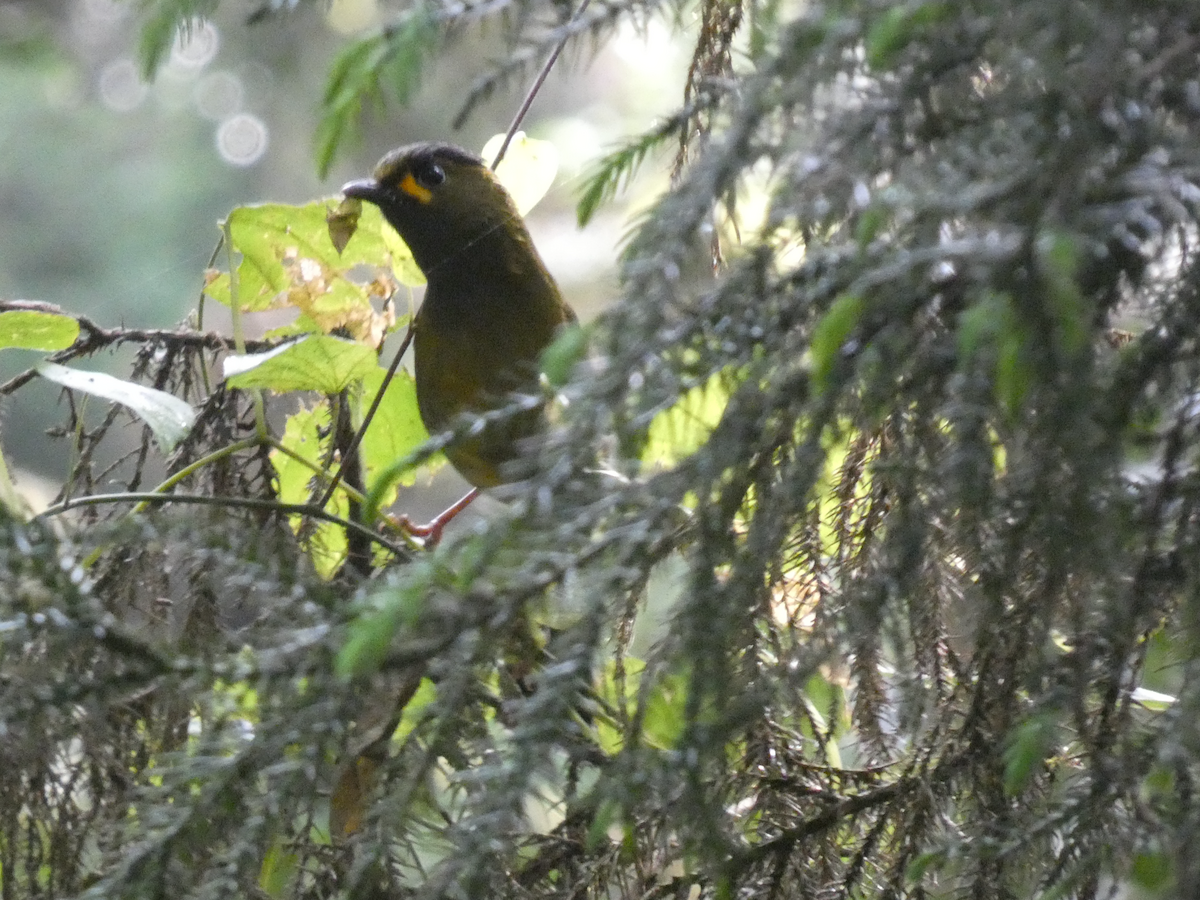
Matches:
[327,0,381,34]
[97,59,147,112]
[216,113,269,166]
[171,21,220,69]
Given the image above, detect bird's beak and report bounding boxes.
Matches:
[341,178,384,202]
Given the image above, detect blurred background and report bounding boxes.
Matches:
[0,0,691,501]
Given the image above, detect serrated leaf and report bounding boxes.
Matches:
[483,132,559,215]
[36,362,195,452]
[360,367,433,500]
[207,201,415,313]
[224,336,379,394]
[0,310,79,351]
[270,403,346,578]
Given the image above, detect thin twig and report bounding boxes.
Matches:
[317,322,416,512]
[491,0,593,169]
[0,300,268,395]
[40,491,411,559]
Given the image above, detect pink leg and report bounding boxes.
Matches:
[394,488,480,548]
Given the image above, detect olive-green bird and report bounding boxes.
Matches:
[343,142,575,495]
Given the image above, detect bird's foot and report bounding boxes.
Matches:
[392,488,480,548]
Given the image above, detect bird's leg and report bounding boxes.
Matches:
[395,488,480,548]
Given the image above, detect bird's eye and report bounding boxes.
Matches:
[416,163,445,189]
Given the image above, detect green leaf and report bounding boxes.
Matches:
[36,362,195,452]
[1036,229,1088,358]
[906,850,946,883]
[205,201,420,327]
[594,658,644,754]
[1131,849,1174,891]
[801,673,848,764]
[1003,713,1058,796]
[315,10,440,175]
[1142,765,1175,800]
[810,293,864,395]
[380,6,438,105]
[136,9,176,79]
[394,678,437,742]
[958,291,1033,417]
[360,366,434,496]
[316,34,388,176]
[322,34,386,110]
[995,321,1031,417]
[258,836,299,898]
[337,606,399,679]
[854,206,888,249]
[642,670,689,749]
[0,439,28,518]
[224,336,379,394]
[957,290,1006,362]
[865,2,951,69]
[315,101,362,181]
[540,323,588,388]
[642,369,733,468]
[577,122,680,226]
[594,658,688,751]
[585,796,622,851]
[336,580,429,679]
[271,405,330,508]
[270,404,347,578]
[0,310,79,351]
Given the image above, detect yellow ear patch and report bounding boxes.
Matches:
[397,172,433,204]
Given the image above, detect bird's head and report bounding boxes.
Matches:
[342,142,522,277]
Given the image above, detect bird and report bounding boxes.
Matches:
[342,142,576,539]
